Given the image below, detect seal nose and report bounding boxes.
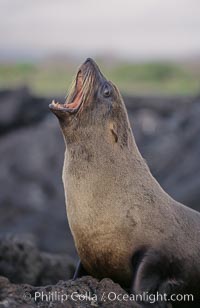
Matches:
[83,58,98,72]
[82,58,104,81]
[84,58,95,65]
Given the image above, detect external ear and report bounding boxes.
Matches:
[109,122,118,143]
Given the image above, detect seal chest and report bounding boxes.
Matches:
[62,152,140,286]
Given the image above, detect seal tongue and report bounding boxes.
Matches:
[64,90,82,109]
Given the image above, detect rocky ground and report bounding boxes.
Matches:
[0,276,138,308]
[0,87,199,307]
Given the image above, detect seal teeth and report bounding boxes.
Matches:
[51,100,64,109]
[52,100,60,106]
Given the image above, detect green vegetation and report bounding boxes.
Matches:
[0,61,199,96]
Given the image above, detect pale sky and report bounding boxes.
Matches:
[1,0,200,60]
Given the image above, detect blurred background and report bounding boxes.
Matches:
[0,0,200,281]
[1,0,200,96]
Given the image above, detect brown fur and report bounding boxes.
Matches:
[50,59,200,305]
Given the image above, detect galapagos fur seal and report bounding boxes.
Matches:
[49,58,200,307]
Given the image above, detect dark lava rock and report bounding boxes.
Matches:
[0,114,75,256]
[0,87,49,135]
[128,95,200,210]
[0,235,75,286]
[0,276,136,308]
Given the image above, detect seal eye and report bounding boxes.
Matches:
[102,84,112,98]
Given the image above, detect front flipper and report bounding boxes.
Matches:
[73,260,88,280]
[131,249,182,308]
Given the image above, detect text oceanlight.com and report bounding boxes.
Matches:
[23,290,194,304]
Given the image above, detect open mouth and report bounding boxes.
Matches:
[49,71,83,113]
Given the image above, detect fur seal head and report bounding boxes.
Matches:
[49,58,131,148]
